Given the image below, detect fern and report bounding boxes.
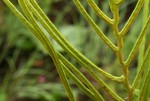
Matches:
[3,0,150,101]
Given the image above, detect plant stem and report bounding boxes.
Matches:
[137,0,149,71]
[120,0,144,37]
[58,53,104,100]
[87,0,113,25]
[132,44,150,100]
[110,1,134,100]
[125,16,150,66]
[61,63,98,100]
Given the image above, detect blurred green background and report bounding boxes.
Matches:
[0,0,150,101]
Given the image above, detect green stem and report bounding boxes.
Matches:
[132,31,150,89]
[139,71,150,101]
[61,63,98,100]
[120,0,144,37]
[137,0,149,71]
[19,0,75,101]
[110,1,133,100]
[58,53,104,100]
[125,16,150,66]
[87,0,113,25]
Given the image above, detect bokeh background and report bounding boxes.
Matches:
[0,0,150,101]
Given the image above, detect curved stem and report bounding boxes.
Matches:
[125,16,150,66]
[18,0,76,100]
[58,53,103,100]
[120,0,144,37]
[62,63,98,100]
[137,0,150,71]
[132,44,150,89]
[139,71,150,101]
[87,0,113,25]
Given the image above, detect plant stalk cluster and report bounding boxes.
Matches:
[3,0,150,101]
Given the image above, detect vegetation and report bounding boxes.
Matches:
[1,0,150,101]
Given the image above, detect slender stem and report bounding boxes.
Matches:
[17,0,76,100]
[137,0,149,71]
[110,1,133,100]
[132,44,150,89]
[139,71,150,101]
[133,2,150,98]
[120,0,144,37]
[58,53,103,100]
[61,63,97,100]
[87,0,113,25]
[125,16,150,66]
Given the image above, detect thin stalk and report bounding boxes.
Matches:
[58,53,103,100]
[132,43,150,89]
[139,71,150,101]
[110,1,133,100]
[62,63,98,100]
[137,0,149,71]
[28,0,124,82]
[125,16,150,66]
[17,0,76,100]
[120,0,144,37]
[62,63,104,101]
[87,0,113,25]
